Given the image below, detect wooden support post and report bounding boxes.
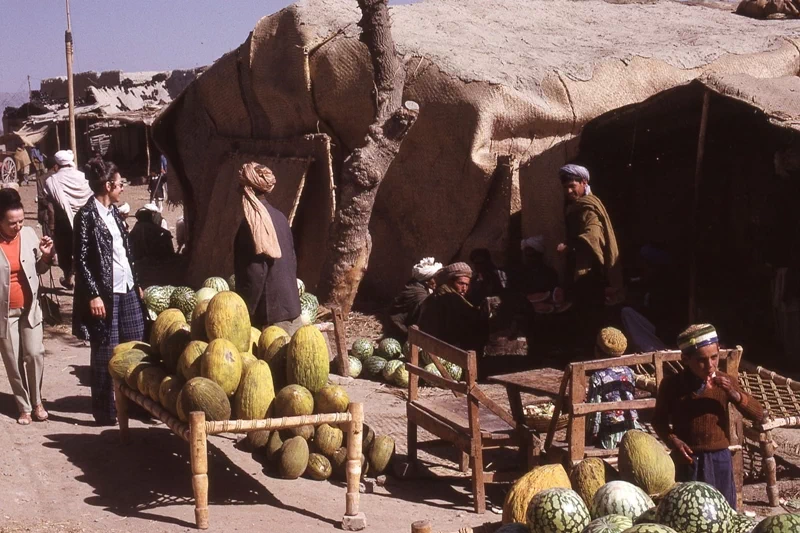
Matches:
[332,306,349,377]
[113,378,129,444]
[189,411,209,530]
[144,124,151,179]
[567,364,587,465]
[688,89,711,324]
[342,402,366,531]
[411,520,432,533]
[762,435,780,507]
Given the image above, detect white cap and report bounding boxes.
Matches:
[142,203,161,213]
[117,203,130,215]
[54,150,75,167]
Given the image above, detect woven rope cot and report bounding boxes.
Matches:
[633,359,798,507]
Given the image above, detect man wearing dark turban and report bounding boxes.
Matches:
[417,262,485,351]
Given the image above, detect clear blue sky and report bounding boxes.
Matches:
[0,1,294,93]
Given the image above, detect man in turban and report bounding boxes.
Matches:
[653,324,766,507]
[556,164,623,342]
[388,257,442,339]
[44,150,93,289]
[233,163,301,333]
[418,262,485,351]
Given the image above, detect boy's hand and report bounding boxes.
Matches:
[670,435,694,464]
[712,374,742,402]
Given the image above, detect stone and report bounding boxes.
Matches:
[342,512,367,531]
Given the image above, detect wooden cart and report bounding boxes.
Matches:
[113,379,367,530]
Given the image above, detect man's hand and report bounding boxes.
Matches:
[712,374,742,403]
[556,243,569,253]
[670,435,694,464]
[89,297,106,319]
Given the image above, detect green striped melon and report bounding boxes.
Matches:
[348,356,363,378]
[169,286,197,320]
[144,286,171,316]
[752,514,800,532]
[376,338,402,360]
[634,508,659,525]
[526,488,591,533]
[203,276,229,292]
[729,514,759,533]
[350,338,374,360]
[382,359,404,382]
[442,360,463,381]
[306,453,332,480]
[655,482,733,533]
[591,481,654,520]
[363,356,387,376]
[621,526,679,533]
[583,515,633,533]
[393,367,409,387]
[299,292,319,325]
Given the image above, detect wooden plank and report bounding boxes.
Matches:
[408,326,469,368]
[467,346,485,514]
[406,363,469,394]
[488,367,565,397]
[331,307,349,377]
[412,399,472,434]
[577,348,738,373]
[655,352,665,389]
[409,344,420,402]
[407,403,471,452]
[470,386,517,429]
[544,367,570,452]
[571,398,656,416]
[568,363,587,464]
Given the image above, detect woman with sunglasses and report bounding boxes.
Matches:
[73,163,144,426]
[0,188,54,424]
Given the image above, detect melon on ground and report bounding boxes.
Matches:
[205,291,251,352]
[367,435,395,475]
[286,325,329,393]
[313,423,343,457]
[655,482,733,533]
[274,384,314,417]
[591,480,654,520]
[502,463,571,524]
[279,436,310,479]
[305,453,332,480]
[618,429,676,497]
[570,457,619,508]
[200,338,243,396]
[752,514,800,533]
[314,385,349,414]
[526,488,591,533]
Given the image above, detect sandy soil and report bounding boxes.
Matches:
[1,182,799,533]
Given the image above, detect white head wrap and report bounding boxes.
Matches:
[54,150,75,167]
[521,236,545,253]
[412,257,443,281]
[117,203,131,215]
[143,202,161,213]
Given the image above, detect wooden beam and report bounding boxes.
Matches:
[571,398,656,416]
[405,363,468,394]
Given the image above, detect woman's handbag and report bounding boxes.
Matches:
[38,272,62,326]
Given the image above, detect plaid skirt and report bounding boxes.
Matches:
[90,290,144,423]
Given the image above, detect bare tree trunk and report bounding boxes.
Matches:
[317,0,418,313]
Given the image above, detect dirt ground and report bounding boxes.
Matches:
[1,182,800,533]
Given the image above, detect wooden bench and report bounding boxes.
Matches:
[543,348,745,509]
[406,326,536,514]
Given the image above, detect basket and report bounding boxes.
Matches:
[523,403,569,433]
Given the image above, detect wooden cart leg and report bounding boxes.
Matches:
[113,379,129,444]
[342,402,366,531]
[762,431,780,507]
[471,450,486,514]
[189,412,209,530]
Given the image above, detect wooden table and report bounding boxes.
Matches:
[489,368,564,417]
[487,367,565,465]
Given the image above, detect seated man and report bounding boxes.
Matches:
[653,324,766,507]
[510,236,560,301]
[467,248,507,306]
[586,327,641,450]
[388,257,442,339]
[418,262,484,351]
[129,204,174,262]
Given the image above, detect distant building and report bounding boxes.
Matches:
[1,68,205,178]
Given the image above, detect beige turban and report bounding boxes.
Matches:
[239,162,281,259]
[437,262,473,283]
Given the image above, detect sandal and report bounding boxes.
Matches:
[32,404,48,421]
[17,413,32,425]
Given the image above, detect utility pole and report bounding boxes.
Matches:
[65,0,78,165]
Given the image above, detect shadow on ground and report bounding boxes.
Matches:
[43,427,339,528]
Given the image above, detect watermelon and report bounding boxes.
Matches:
[655,482,733,533]
[591,481,654,520]
[393,367,409,387]
[170,286,197,320]
[729,513,759,533]
[299,292,319,325]
[350,338,374,360]
[423,362,442,384]
[402,340,428,364]
[752,514,800,532]
[347,356,363,378]
[442,360,463,381]
[203,277,230,292]
[195,287,218,303]
[582,515,633,533]
[363,356,387,376]
[144,286,171,317]
[634,508,659,525]
[526,488,591,533]
[621,526,679,533]
[382,359,404,382]
[297,278,305,296]
[376,338,402,360]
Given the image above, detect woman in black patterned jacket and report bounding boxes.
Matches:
[73,162,144,426]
